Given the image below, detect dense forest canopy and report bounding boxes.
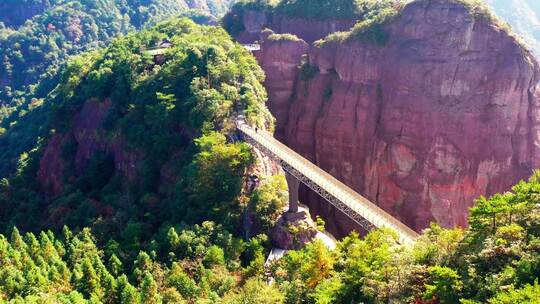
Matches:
[1,0,540,303]
[0,0,234,120]
[3,169,540,302]
[225,0,401,20]
[0,0,235,178]
[0,17,274,238]
[0,17,285,303]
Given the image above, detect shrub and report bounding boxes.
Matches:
[299,61,319,81]
[250,175,288,234]
[349,6,401,46]
[275,0,394,21]
[267,33,301,42]
[456,0,496,22]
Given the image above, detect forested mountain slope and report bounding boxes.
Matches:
[0,17,275,238]
[0,0,233,117]
[0,18,288,302]
[0,0,234,177]
[1,13,540,299]
[1,0,540,303]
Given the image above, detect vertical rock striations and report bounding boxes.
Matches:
[232,0,540,236]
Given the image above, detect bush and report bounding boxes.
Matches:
[457,0,496,22]
[275,0,391,20]
[222,0,277,35]
[250,175,288,234]
[349,6,400,46]
[299,61,319,81]
[267,33,301,42]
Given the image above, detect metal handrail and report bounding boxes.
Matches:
[238,123,419,244]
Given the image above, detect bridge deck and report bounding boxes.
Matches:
[238,123,419,244]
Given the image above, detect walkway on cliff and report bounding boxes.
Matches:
[237,122,419,244]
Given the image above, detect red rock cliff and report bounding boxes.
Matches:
[37,99,143,196]
[241,0,540,236]
[232,8,356,44]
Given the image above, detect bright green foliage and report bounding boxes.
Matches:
[0,2,539,303]
[141,272,162,304]
[271,239,335,303]
[222,278,285,303]
[0,0,234,107]
[348,4,401,46]
[275,0,395,20]
[2,166,540,303]
[0,223,275,302]
[488,282,540,304]
[266,172,540,303]
[203,245,226,268]
[0,1,236,177]
[0,18,283,302]
[328,229,403,303]
[0,18,273,243]
[249,175,288,234]
[117,274,140,304]
[267,33,302,42]
[423,266,462,303]
[184,132,255,226]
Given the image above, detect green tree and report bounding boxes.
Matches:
[423,266,462,304]
[488,282,540,304]
[223,278,284,304]
[141,272,161,304]
[117,275,139,304]
[250,175,288,234]
[184,132,255,225]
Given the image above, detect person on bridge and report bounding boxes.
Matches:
[255,127,258,132]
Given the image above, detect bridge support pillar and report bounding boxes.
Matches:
[285,172,300,213]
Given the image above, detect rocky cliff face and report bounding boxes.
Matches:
[37,99,144,196]
[237,0,540,236]
[231,8,356,44]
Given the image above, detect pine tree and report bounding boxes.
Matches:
[77,257,102,299]
[133,251,152,283]
[10,227,26,251]
[109,254,123,277]
[141,272,161,304]
[62,226,73,241]
[117,274,139,304]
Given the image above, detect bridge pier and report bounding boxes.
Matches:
[238,123,419,244]
[285,172,300,213]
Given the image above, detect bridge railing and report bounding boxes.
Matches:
[237,122,419,244]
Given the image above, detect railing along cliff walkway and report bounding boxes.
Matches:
[237,122,419,244]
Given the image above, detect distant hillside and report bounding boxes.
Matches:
[486,0,540,56]
[0,0,233,118]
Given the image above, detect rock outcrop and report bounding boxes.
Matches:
[37,99,144,196]
[270,206,318,250]
[234,0,540,236]
[230,7,356,44]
